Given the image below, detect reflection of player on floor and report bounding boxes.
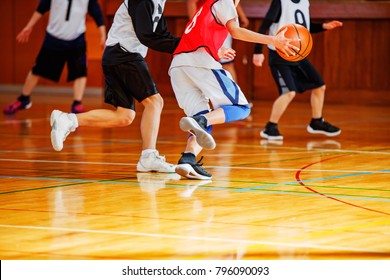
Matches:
[252,0,342,140]
[4,0,106,115]
[170,0,298,180]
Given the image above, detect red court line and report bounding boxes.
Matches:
[295,154,390,216]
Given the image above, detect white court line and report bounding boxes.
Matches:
[0,224,383,254]
[0,158,388,174]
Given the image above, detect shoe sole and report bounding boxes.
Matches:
[307,126,341,137]
[50,110,63,151]
[175,164,212,180]
[260,130,284,140]
[180,117,216,150]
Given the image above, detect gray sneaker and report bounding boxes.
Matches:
[50,110,76,151]
[179,115,216,150]
[137,151,176,173]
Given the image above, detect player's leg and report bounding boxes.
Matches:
[261,91,295,140]
[260,55,298,140]
[50,61,137,152]
[307,85,341,136]
[130,60,175,173]
[139,94,163,151]
[3,36,65,115]
[71,77,87,113]
[298,59,341,137]
[67,38,87,113]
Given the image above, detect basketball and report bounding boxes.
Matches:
[275,24,313,62]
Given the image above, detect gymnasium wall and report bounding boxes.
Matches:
[0,0,389,105]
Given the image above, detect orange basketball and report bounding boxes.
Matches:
[276,24,313,62]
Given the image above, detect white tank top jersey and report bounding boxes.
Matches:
[268,0,310,51]
[46,0,90,41]
[105,0,166,58]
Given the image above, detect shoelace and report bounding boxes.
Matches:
[195,156,205,166]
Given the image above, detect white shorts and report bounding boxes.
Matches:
[170,66,249,116]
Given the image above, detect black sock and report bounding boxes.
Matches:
[312,117,323,122]
[72,100,82,106]
[266,121,278,127]
[18,94,30,102]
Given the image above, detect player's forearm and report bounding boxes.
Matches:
[230,26,274,45]
[24,11,43,30]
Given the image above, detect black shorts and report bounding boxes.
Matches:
[102,45,158,110]
[268,49,324,95]
[32,32,87,82]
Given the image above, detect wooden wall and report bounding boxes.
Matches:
[1,0,389,105]
[0,0,105,88]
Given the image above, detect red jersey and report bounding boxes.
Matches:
[173,0,229,61]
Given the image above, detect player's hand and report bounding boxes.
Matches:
[100,34,107,49]
[16,27,33,43]
[252,54,265,67]
[323,20,343,30]
[273,27,300,57]
[218,46,236,60]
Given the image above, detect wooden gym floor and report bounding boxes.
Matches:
[0,91,389,260]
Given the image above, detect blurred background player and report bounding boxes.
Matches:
[170,0,297,180]
[50,0,180,173]
[252,0,342,140]
[3,0,106,115]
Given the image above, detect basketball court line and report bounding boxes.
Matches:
[0,158,389,174]
[0,224,385,254]
[1,172,389,203]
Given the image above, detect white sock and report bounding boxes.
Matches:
[141,149,157,157]
[67,113,79,129]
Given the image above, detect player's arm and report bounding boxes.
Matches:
[16,0,51,43]
[16,12,43,43]
[226,18,298,57]
[88,0,107,48]
[252,18,273,67]
[129,0,180,54]
[252,0,280,66]
[310,20,342,34]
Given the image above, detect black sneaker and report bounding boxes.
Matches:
[260,123,283,140]
[307,118,341,137]
[179,115,216,150]
[175,152,212,180]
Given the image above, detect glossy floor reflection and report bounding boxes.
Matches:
[0,92,389,260]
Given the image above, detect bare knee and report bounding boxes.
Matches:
[313,85,326,95]
[142,94,164,112]
[283,91,296,101]
[116,109,136,126]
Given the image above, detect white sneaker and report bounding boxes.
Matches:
[50,110,76,151]
[136,151,176,173]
